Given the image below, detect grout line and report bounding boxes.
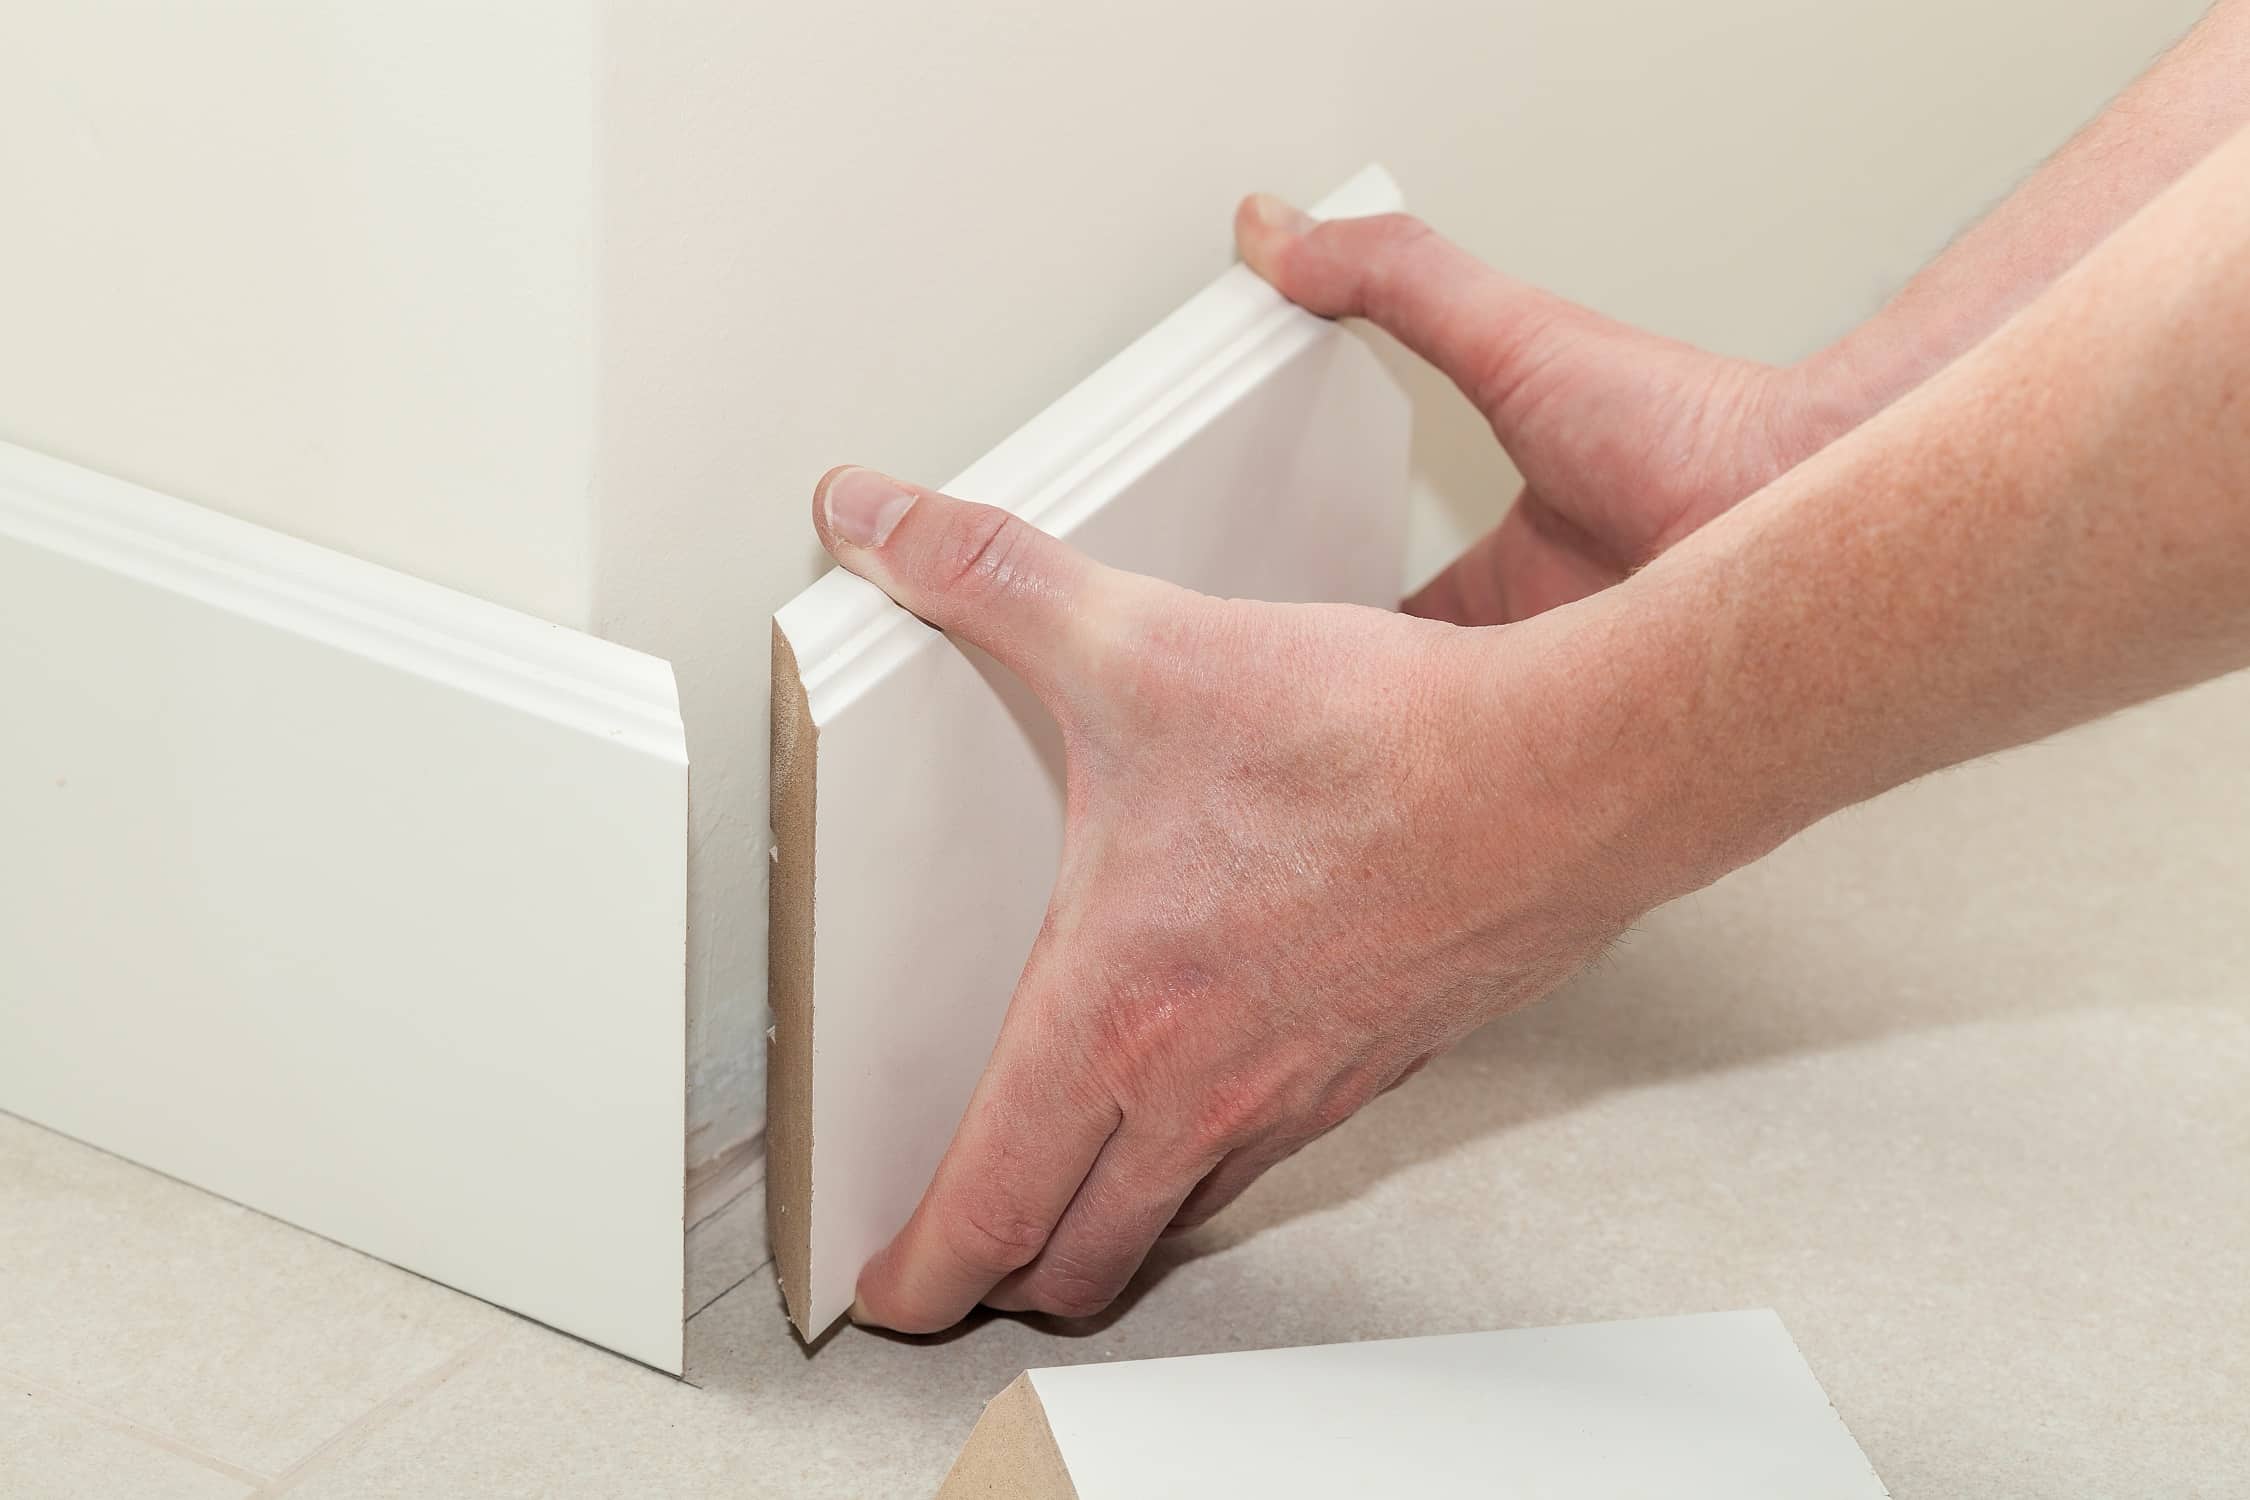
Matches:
[2,1366,273,1490]
[683,1251,777,1323]
[251,1331,500,1497]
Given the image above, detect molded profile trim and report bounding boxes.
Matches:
[0,438,688,1371]
[777,164,1402,720]
[0,441,683,761]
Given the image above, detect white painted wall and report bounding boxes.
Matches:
[2,0,2208,1205]
[0,1,596,625]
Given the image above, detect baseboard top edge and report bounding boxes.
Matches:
[773,163,1403,724]
[0,441,686,761]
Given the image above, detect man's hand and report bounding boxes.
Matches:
[1230,0,2250,623]
[821,92,2250,1332]
[1234,195,1863,624]
[814,466,1663,1333]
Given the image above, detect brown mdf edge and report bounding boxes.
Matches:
[767,623,817,1333]
[937,1374,1079,1500]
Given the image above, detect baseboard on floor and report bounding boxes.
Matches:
[0,440,690,1372]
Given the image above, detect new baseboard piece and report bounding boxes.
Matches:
[769,165,1412,1337]
[0,441,689,1372]
[940,1311,1891,1498]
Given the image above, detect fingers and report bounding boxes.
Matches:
[982,1128,1210,1318]
[1402,517,1517,627]
[812,466,1149,712]
[1167,1056,1437,1234]
[1380,1051,1436,1095]
[1166,1136,1304,1234]
[1236,195,1612,430]
[851,972,1120,1334]
[1403,489,1629,626]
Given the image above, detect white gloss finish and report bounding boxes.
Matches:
[773,167,1412,1336]
[0,441,689,1372]
[1020,1311,1889,1497]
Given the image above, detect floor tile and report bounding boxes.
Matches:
[0,1116,508,1479]
[0,1382,253,1499]
[280,1319,765,1499]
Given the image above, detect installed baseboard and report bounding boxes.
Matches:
[0,442,689,1372]
[769,165,1413,1337]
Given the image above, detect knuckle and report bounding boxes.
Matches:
[931,505,1033,601]
[1083,962,1209,1081]
[1040,1289,1111,1320]
[1362,210,1433,252]
[1282,211,1437,320]
[1357,213,1438,322]
[943,1193,1052,1276]
[1309,209,1428,264]
[1303,1090,1361,1140]
[1189,1074,1278,1151]
[1170,1169,1248,1233]
[1027,1264,1119,1320]
[1167,1191,1225,1233]
[1164,1206,1212,1234]
[1384,1054,1433,1095]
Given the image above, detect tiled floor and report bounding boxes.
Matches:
[6,677,2250,1498]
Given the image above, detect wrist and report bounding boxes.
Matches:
[1486,571,1819,920]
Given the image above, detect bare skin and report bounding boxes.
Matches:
[1261,0,2250,632]
[826,9,2250,1334]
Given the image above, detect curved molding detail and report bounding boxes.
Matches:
[0,442,688,1371]
[0,443,681,757]
[770,165,1411,1337]
[781,164,1404,722]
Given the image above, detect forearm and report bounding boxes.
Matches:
[1561,121,2250,900]
[1808,0,2250,421]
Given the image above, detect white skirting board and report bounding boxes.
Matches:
[939,1310,1892,1498]
[769,165,1413,1336]
[0,442,690,1372]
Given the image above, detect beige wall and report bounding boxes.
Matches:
[1,1,2210,1199]
[0,1,597,625]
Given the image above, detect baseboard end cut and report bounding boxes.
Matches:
[767,621,819,1335]
[936,1373,1080,1500]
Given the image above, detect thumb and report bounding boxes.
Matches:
[812,466,1135,709]
[1234,194,1624,439]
